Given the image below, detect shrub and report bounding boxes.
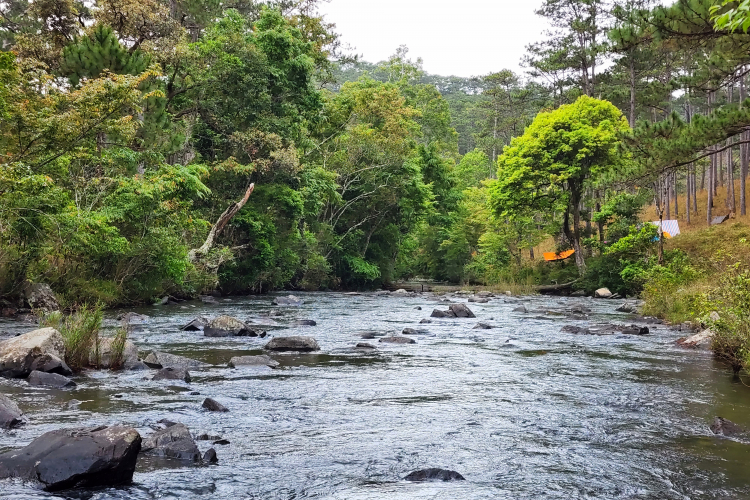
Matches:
[109,328,129,370]
[707,268,750,373]
[41,304,103,372]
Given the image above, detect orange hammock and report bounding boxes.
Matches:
[543,249,575,262]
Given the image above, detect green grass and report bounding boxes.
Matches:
[41,304,103,372]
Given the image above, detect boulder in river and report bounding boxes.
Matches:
[710,417,747,437]
[143,351,209,370]
[0,425,141,491]
[404,468,465,482]
[430,309,455,318]
[202,398,228,412]
[594,287,613,299]
[203,448,218,463]
[228,355,279,369]
[561,325,592,335]
[355,343,376,349]
[0,394,24,429]
[379,337,416,344]
[620,325,649,336]
[142,423,200,461]
[152,367,190,383]
[616,303,637,313]
[419,319,432,324]
[204,315,264,337]
[294,319,317,327]
[468,297,489,303]
[180,316,210,331]
[512,305,528,313]
[27,370,76,389]
[94,337,139,369]
[402,328,419,335]
[21,282,60,312]
[677,329,713,349]
[473,323,493,330]
[272,295,304,306]
[264,336,320,352]
[0,327,70,378]
[448,303,476,318]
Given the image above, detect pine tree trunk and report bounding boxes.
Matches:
[708,158,714,225]
[686,164,691,224]
[742,74,748,216]
[665,175,671,220]
[673,172,678,217]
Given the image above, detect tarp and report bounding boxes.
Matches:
[543,249,575,262]
[711,214,731,226]
[651,220,681,237]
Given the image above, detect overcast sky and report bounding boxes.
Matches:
[318,0,549,78]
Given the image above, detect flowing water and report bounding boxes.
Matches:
[1,292,750,500]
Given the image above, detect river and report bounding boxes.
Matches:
[1,292,749,499]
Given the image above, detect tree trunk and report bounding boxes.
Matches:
[629,52,636,128]
[673,171,678,217]
[665,175,671,220]
[708,158,714,225]
[686,166,691,224]
[742,74,748,215]
[188,183,255,263]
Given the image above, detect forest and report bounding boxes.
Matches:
[3,0,750,362]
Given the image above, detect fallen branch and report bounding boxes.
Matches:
[189,183,255,263]
[535,279,580,293]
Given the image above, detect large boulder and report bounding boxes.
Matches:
[594,288,613,299]
[404,468,465,482]
[27,370,76,389]
[141,423,200,461]
[180,316,209,331]
[21,282,59,312]
[93,338,139,369]
[228,355,279,369]
[448,303,476,318]
[710,417,747,437]
[677,329,713,349]
[272,295,303,306]
[430,309,455,318]
[264,336,320,352]
[204,315,264,337]
[0,394,24,429]
[0,425,141,491]
[143,351,209,370]
[0,328,70,378]
[152,367,190,383]
[202,398,228,412]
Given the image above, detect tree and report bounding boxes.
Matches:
[490,95,631,274]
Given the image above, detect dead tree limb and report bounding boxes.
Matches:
[535,279,580,294]
[189,183,255,263]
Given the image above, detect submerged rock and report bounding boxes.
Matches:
[561,325,592,335]
[468,297,489,303]
[203,448,218,463]
[0,425,141,491]
[204,315,264,338]
[512,305,528,313]
[180,316,210,331]
[711,417,747,437]
[402,328,419,335]
[27,370,76,388]
[404,468,465,482]
[294,319,317,327]
[202,398,228,412]
[272,295,303,306]
[143,351,209,370]
[355,343,376,349]
[228,355,279,369]
[419,319,433,324]
[264,336,320,352]
[0,327,69,378]
[152,367,190,383]
[379,337,416,344]
[0,394,24,429]
[142,423,200,461]
[473,323,493,330]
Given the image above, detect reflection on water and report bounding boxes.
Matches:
[1,292,750,499]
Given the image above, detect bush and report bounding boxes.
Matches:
[109,328,129,370]
[41,304,103,372]
[707,268,750,373]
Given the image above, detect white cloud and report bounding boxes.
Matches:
[319,0,548,77]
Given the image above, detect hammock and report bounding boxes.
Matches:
[543,249,575,262]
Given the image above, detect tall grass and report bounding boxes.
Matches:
[41,304,103,372]
[108,328,129,370]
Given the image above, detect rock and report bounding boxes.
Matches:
[448,303,476,318]
[203,448,218,463]
[468,297,489,303]
[430,309,455,318]
[0,394,24,429]
[294,319,317,327]
[228,355,279,369]
[477,291,493,298]
[359,332,377,339]
[27,370,76,388]
[264,336,320,352]
[402,328,419,335]
[1,307,17,318]
[561,325,592,335]
[21,282,59,312]
[473,323,493,330]
[404,468,465,482]
[570,305,592,314]
[635,316,663,325]
[195,433,222,441]
[180,316,210,331]
[213,439,230,445]
[379,337,416,344]
[415,306,422,310]
[710,311,721,322]
[272,295,303,306]
[677,329,713,349]
[616,303,637,313]
[199,295,218,304]
[94,338,139,369]
[512,305,528,313]
[118,312,149,328]
[620,325,649,335]
[355,343,376,349]
[570,290,586,297]
[505,291,513,296]
[0,327,68,378]
[594,288,612,299]
[202,398,228,412]
[393,289,409,295]
[680,321,698,333]
[419,319,432,324]
[143,351,209,370]
[155,296,169,306]
[152,367,190,383]
[142,423,200,461]
[0,425,141,491]
[204,315,264,337]
[710,417,747,437]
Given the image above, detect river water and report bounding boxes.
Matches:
[1,292,750,499]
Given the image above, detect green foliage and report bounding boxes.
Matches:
[711,0,750,33]
[109,328,129,370]
[709,267,750,373]
[41,304,103,372]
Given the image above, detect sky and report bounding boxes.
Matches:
[318,0,549,78]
